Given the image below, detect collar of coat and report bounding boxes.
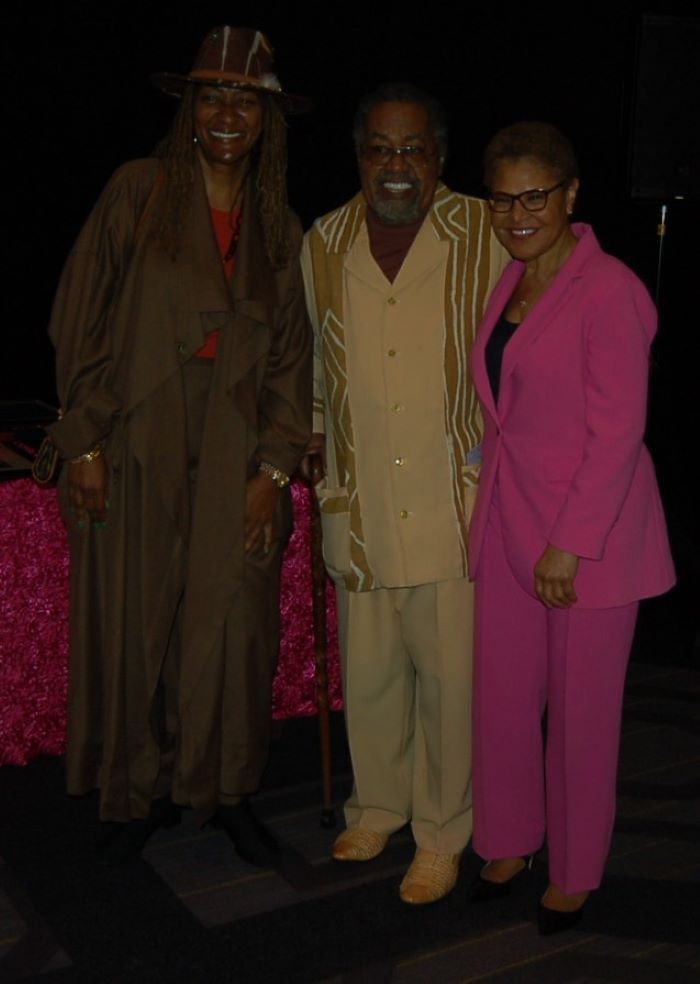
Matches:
[176,158,281,321]
[314,182,481,255]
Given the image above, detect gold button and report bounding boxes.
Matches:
[400,510,408,519]
[394,457,405,466]
[391,403,403,412]
[388,349,396,357]
[388,296,397,305]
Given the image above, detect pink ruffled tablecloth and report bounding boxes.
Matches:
[0,478,341,766]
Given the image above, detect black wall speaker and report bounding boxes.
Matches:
[629,15,700,201]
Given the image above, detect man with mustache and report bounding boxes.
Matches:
[302,84,507,903]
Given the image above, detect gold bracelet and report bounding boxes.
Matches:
[70,445,103,464]
[259,461,290,488]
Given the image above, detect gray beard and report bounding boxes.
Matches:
[371,197,423,226]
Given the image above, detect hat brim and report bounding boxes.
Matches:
[151,72,311,114]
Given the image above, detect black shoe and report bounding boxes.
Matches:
[214,800,281,868]
[100,797,182,865]
[537,899,586,935]
[469,855,534,903]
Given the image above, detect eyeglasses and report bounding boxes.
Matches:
[487,179,567,213]
[361,144,434,166]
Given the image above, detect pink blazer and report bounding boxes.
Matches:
[468,224,675,608]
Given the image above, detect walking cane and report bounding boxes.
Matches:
[308,454,336,828]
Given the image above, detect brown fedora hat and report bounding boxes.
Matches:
[153,26,310,113]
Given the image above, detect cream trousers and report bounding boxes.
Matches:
[336,577,474,853]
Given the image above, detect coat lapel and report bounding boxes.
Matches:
[219,182,280,434]
[492,226,598,415]
[178,162,232,320]
[182,169,278,390]
[498,270,576,393]
[231,179,278,321]
[472,262,521,421]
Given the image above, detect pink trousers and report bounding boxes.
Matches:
[472,504,638,893]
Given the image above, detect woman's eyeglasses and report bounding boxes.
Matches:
[487,179,567,213]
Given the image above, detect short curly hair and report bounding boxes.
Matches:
[483,121,578,187]
[353,82,448,159]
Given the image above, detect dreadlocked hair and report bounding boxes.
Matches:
[152,87,290,268]
[254,95,290,269]
[152,86,197,259]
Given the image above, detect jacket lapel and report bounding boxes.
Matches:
[343,214,445,293]
[495,226,597,413]
[472,262,521,421]
[343,223,385,290]
[393,218,446,289]
[498,272,575,391]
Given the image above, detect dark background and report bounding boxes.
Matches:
[2,1,698,664]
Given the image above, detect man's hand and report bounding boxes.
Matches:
[245,471,280,553]
[299,432,326,483]
[534,544,579,609]
[68,457,109,524]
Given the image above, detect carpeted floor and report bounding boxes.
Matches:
[1,661,699,983]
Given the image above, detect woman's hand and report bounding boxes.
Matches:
[68,457,109,524]
[245,471,280,553]
[534,544,579,608]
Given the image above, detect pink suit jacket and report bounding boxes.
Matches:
[468,223,675,608]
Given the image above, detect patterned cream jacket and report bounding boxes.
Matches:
[302,184,507,592]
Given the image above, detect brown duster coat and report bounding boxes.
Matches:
[48,159,312,820]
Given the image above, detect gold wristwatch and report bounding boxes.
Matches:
[259,461,290,488]
[70,444,104,464]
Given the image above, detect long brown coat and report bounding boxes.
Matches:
[49,159,312,820]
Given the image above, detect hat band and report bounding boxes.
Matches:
[188,69,281,92]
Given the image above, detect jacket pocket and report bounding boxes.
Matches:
[316,481,351,579]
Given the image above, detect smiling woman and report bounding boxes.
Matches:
[468,121,675,932]
[193,87,263,175]
[46,26,312,866]
[484,124,580,314]
[487,164,576,267]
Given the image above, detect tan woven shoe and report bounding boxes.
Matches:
[331,828,388,861]
[399,848,461,904]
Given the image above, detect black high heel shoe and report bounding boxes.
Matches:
[537,892,588,935]
[213,800,281,868]
[469,854,535,903]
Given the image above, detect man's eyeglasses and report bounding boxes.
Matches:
[361,144,434,166]
[487,179,567,213]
